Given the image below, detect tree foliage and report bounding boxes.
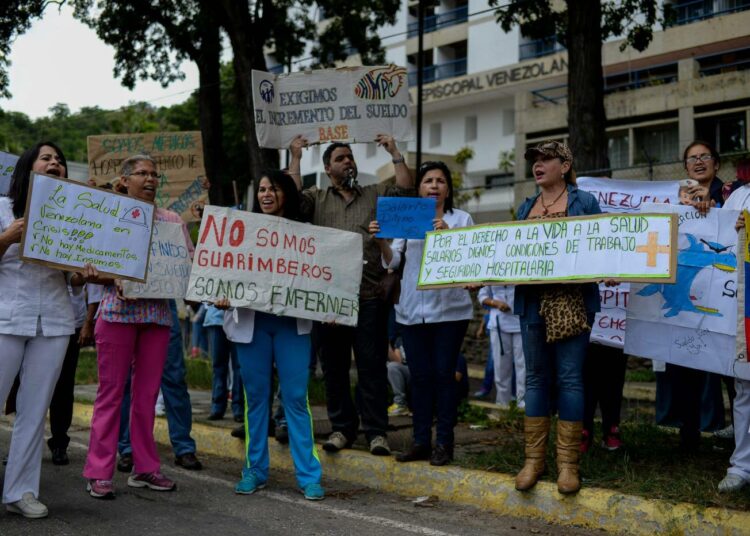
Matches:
[491,0,666,174]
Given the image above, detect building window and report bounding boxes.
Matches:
[608,130,630,169]
[633,123,679,164]
[429,123,442,148]
[502,110,515,136]
[696,112,747,153]
[465,116,477,142]
[302,173,317,189]
[485,173,514,189]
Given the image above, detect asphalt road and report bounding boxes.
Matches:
[0,422,598,536]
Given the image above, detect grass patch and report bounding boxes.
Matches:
[76,349,98,384]
[456,411,750,510]
[625,368,656,383]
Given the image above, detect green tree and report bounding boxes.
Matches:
[0,0,47,98]
[71,0,232,203]
[491,0,666,175]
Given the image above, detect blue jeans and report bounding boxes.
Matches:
[402,320,469,447]
[520,314,594,422]
[236,312,321,488]
[206,325,243,418]
[119,301,196,457]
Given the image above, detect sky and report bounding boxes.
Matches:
[0,4,200,119]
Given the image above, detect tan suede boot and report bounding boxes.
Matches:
[515,416,550,491]
[556,420,583,494]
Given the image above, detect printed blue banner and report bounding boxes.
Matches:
[376,197,436,239]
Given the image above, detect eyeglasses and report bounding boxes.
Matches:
[685,154,714,165]
[129,170,160,179]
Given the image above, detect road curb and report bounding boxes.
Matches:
[72,403,748,535]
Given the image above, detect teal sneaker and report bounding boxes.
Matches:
[235,472,267,495]
[301,483,325,501]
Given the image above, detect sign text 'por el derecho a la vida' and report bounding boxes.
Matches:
[417,213,678,289]
[185,206,363,326]
[87,131,208,222]
[121,222,192,299]
[252,65,412,149]
[20,173,154,282]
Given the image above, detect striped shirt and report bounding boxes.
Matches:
[97,208,193,326]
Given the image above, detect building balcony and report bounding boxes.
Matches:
[519,37,566,61]
[407,5,469,38]
[408,57,467,86]
[667,0,750,26]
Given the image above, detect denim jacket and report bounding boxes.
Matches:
[513,184,602,320]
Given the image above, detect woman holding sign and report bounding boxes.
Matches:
[0,141,76,518]
[369,161,474,466]
[83,155,192,499]
[219,169,323,500]
[513,141,602,494]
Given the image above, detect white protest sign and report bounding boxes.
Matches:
[121,222,192,299]
[417,213,677,288]
[252,65,412,149]
[577,177,679,348]
[185,206,363,326]
[625,203,750,379]
[577,177,680,213]
[20,173,154,282]
[0,151,19,196]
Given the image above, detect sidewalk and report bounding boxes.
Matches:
[72,385,748,535]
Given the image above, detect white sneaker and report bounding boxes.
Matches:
[369,436,391,456]
[6,492,48,519]
[322,431,351,452]
[718,474,747,493]
[713,425,734,439]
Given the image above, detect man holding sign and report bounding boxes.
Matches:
[289,133,414,456]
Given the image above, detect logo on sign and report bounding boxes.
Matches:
[259,80,275,104]
[120,206,149,228]
[354,65,407,100]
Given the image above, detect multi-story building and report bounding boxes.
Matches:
[286,0,750,222]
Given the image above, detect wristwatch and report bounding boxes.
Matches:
[392,156,405,165]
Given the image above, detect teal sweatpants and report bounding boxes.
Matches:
[235,312,321,488]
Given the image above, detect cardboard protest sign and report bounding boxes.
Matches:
[376,197,435,239]
[577,177,680,213]
[0,151,19,196]
[417,213,677,289]
[252,65,412,149]
[186,206,363,326]
[20,173,154,282]
[626,203,750,379]
[87,131,208,222]
[121,222,192,299]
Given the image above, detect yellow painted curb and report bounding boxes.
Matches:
[72,403,748,535]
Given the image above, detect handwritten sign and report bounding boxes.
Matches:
[0,151,19,196]
[577,177,680,213]
[376,197,435,239]
[252,65,412,149]
[185,206,363,325]
[121,222,192,299]
[417,213,677,289]
[735,225,750,377]
[20,173,154,282]
[87,131,208,222]
[626,203,750,379]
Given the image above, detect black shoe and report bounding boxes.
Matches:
[274,425,289,445]
[117,453,133,473]
[207,413,224,421]
[395,444,431,463]
[175,452,203,470]
[231,424,245,439]
[51,447,69,466]
[429,444,453,466]
[233,415,243,423]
